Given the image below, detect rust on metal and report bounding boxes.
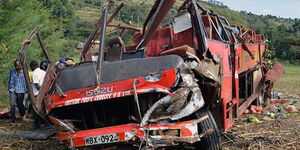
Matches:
[19,28,53,118]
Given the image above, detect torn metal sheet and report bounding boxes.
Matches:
[194,58,221,83]
[141,115,210,148]
[141,88,190,126]
[49,116,75,133]
[193,50,221,83]
[145,129,214,146]
[141,64,205,126]
[170,65,205,120]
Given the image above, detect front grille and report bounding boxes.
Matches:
[50,93,163,131]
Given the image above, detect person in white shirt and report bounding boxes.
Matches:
[29,60,46,129]
[30,61,46,96]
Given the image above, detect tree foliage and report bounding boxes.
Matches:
[0,0,78,103]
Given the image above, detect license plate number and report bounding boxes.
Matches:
[85,134,119,145]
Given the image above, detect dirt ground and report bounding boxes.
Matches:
[221,95,300,150]
[0,118,66,150]
[0,93,299,150]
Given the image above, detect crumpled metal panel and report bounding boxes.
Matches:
[170,65,205,120]
[49,116,75,133]
[194,50,221,83]
[140,88,190,126]
[140,64,205,126]
[265,61,284,83]
[194,58,220,83]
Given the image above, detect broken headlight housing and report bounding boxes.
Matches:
[143,73,162,82]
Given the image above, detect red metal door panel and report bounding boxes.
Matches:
[207,40,233,130]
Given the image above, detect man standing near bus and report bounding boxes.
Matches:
[30,60,46,129]
[8,60,27,123]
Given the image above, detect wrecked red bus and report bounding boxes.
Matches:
[19,0,283,149]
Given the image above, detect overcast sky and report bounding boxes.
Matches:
[217,0,300,19]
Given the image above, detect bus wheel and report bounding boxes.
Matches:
[194,108,221,150]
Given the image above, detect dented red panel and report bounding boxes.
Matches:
[45,68,177,112]
[55,120,199,148]
[172,28,194,48]
[146,27,174,57]
[145,27,195,57]
[235,44,266,73]
[207,40,233,130]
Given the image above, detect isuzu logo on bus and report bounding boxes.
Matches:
[86,86,114,97]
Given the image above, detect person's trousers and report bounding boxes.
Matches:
[10,93,26,121]
[16,93,26,116]
[9,92,17,121]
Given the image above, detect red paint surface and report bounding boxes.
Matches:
[46,68,177,113]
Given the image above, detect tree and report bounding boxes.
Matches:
[293,20,300,37]
[39,0,77,37]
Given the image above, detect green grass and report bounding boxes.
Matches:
[75,8,100,24]
[273,63,300,97]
